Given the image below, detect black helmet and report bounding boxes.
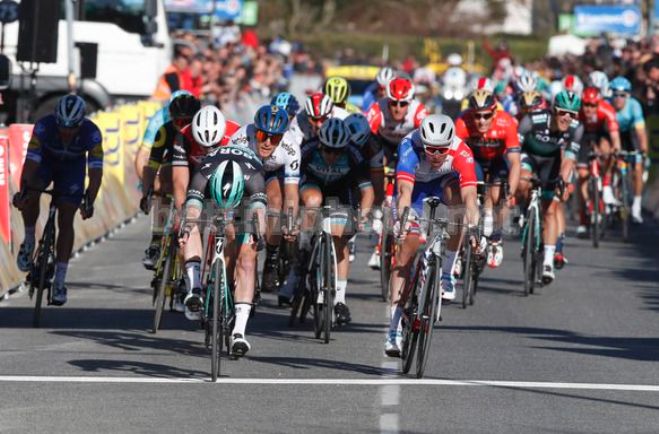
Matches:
[169,94,200,120]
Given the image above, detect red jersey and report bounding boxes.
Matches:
[455,110,520,161]
[366,98,427,146]
[578,100,619,135]
[173,120,241,169]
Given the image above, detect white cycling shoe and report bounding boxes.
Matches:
[384,330,402,358]
[230,333,251,357]
[368,250,380,269]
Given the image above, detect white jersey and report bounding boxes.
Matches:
[229,124,300,184]
[366,98,427,147]
[288,106,350,144]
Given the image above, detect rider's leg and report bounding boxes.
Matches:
[632,158,644,222]
[262,177,283,292]
[577,166,589,233]
[181,206,204,317]
[388,233,421,333]
[299,186,322,252]
[231,239,258,346]
[542,198,559,269]
[52,202,77,294]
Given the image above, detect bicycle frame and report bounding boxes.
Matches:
[31,191,57,328]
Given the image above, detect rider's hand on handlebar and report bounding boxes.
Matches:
[139,193,152,215]
[80,191,94,220]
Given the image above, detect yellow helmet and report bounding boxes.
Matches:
[324,76,351,105]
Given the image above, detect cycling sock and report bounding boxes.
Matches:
[24,226,35,247]
[483,209,494,237]
[335,279,347,305]
[543,245,556,267]
[184,260,201,293]
[556,233,565,253]
[54,262,68,288]
[389,305,403,333]
[442,250,458,277]
[233,303,252,336]
[632,196,642,213]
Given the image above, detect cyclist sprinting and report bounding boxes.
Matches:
[385,114,479,357]
[609,76,648,224]
[324,76,362,114]
[296,118,375,324]
[228,105,296,294]
[455,88,521,268]
[289,92,349,146]
[139,94,201,268]
[517,91,582,284]
[576,86,621,237]
[13,94,103,306]
[180,145,266,356]
[517,90,547,121]
[362,66,394,112]
[271,92,301,122]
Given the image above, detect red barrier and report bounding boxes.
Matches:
[0,133,9,243]
[7,124,33,187]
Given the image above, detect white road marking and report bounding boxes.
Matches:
[380,306,401,434]
[379,413,399,434]
[2,376,659,392]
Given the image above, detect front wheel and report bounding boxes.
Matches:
[590,177,600,249]
[379,231,393,302]
[152,236,175,333]
[210,261,222,382]
[416,259,439,379]
[461,242,473,309]
[522,210,536,296]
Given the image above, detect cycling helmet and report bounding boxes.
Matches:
[192,105,226,148]
[376,67,394,87]
[474,76,494,92]
[610,76,631,93]
[55,94,86,128]
[271,92,300,117]
[562,74,584,95]
[324,76,351,105]
[519,91,543,110]
[169,94,201,120]
[344,113,370,147]
[554,90,581,113]
[304,92,333,119]
[468,89,496,111]
[420,114,455,148]
[318,118,350,149]
[517,72,537,93]
[447,53,463,66]
[589,70,609,95]
[209,159,245,209]
[582,87,601,105]
[386,77,415,102]
[254,104,289,134]
[168,90,192,104]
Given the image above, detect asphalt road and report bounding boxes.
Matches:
[1,215,658,433]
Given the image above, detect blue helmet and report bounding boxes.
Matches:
[254,104,289,134]
[610,76,631,93]
[270,92,300,117]
[55,94,86,128]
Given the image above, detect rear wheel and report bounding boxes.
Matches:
[461,242,473,309]
[210,262,222,382]
[401,272,420,374]
[379,231,393,302]
[590,178,600,248]
[33,221,54,328]
[522,210,536,296]
[152,236,174,333]
[322,234,335,344]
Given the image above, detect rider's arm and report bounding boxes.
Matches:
[85,128,104,202]
[365,137,384,204]
[602,103,621,152]
[173,166,189,211]
[354,156,375,218]
[137,111,164,181]
[394,137,418,217]
[504,116,522,197]
[461,185,479,228]
[142,126,167,195]
[282,132,301,219]
[632,99,648,153]
[561,123,582,185]
[452,143,479,227]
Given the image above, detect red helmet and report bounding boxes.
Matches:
[582,86,601,105]
[475,76,494,92]
[386,77,415,102]
[304,92,333,119]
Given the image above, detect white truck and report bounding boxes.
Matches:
[2,0,171,121]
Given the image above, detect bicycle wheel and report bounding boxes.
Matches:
[322,234,335,344]
[33,221,54,328]
[522,210,536,296]
[379,231,393,302]
[590,178,600,249]
[152,236,175,333]
[621,175,630,242]
[416,258,439,379]
[461,242,472,309]
[210,260,222,382]
[309,242,323,339]
[401,266,421,374]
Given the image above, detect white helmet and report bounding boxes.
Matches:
[192,105,226,148]
[344,113,370,147]
[589,70,610,96]
[305,92,333,119]
[447,53,462,67]
[517,71,537,93]
[376,67,394,87]
[420,114,455,148]
[562,74,584,96]
[319,118,350,149]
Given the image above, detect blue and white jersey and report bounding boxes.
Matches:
[613,97,645,133]
[300,140,371,189]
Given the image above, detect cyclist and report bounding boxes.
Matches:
[180,145,266,356]
[385,114,479,357]
[139,94,200,269]
[228,105,297,294]
[271,92,300,122]
[576,86,621,237]
[296,118,374,324]
[455,88,521,268]
[517,91,582,284]
[517,90,547,121]
[13,94,102,306]
[289,92,349,146]
[562,74,584,96]
[325,76,361,114]
[589,70,610,99]
[362,66,394,112]
[609,76,648,224]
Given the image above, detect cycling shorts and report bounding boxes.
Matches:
[34,155,86,205]
[474,156,509,184]
[521,152,561,200]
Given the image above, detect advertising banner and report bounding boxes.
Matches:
[574,5,641,36]
[7,124,33,187]
[95,112,124,186]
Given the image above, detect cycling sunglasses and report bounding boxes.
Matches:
[424,145,451,156]
[555,109,577,119]
[320,145,343,154]
[612,92,629,99]
[583,102,598,108]
[389,100,409,108]
[473,111,494,121]
[255,129,284,145]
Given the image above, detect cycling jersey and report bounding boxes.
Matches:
[366,98,427,147]
[517,110,582,160]
[288,106,349,144]
[614,96,644,133]
[455,110,520,161]
[300,141,371,190]
[228,124,301,185]
[186,145,266,211]
[140,106,168,152]
[172,120,241,169]
[147,121,180,170]
[27,115,103,167]
[579,100,619,135]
